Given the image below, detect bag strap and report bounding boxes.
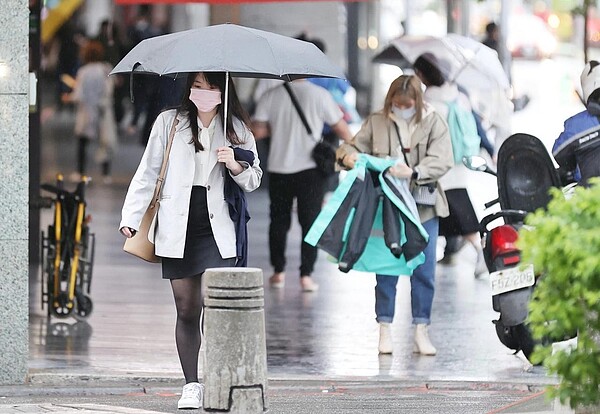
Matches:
[283,82,319,141]
[392,122,411,167]
[149,115,179,209]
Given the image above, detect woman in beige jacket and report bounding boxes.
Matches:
[337,75,453,356]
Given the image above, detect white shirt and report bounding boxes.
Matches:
[253,81,344,174]
[193,116,216,187]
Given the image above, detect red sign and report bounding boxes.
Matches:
[115,0,367,3]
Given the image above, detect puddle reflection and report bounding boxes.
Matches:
[32,315,93,359]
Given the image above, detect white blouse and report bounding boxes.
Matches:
[193,116,217,187]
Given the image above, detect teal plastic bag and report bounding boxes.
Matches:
[446,101,481,165]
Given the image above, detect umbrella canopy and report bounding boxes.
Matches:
[372,34,509,91]
[110,23,346,80]
[372,34,512,125]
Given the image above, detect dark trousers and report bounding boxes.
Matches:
[268,169,326,277]
[77,136,110,177]
[77,136,90,175]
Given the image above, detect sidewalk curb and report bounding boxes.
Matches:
[0,374,557,398]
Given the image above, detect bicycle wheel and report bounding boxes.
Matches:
[73,293,93,320]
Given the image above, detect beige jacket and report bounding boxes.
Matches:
[336,105,453,221]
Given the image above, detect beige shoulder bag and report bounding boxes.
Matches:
[123,116,179,263]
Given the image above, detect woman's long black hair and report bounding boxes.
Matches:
[180,72,251,151]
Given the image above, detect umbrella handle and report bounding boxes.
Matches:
[129,62,141,103]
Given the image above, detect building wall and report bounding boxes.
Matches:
[80,0,113,37]
[239,2,348,69]
[0,0,30,384]
[209,2,349,106]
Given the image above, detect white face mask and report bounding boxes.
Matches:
[392,106,416,120]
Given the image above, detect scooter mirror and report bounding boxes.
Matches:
[463,155,488,172]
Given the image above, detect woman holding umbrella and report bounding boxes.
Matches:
[337,75,453,355]
[119,72,262,410]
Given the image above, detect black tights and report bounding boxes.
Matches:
[77,136,110,177]
[170,275,203,384]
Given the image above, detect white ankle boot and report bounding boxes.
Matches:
[378,322,393,354]
[413,324,437,356]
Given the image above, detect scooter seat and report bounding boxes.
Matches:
[497,133,562,213]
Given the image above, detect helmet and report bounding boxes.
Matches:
[581,60,600,103]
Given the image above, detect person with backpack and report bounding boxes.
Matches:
[413,53,487,277]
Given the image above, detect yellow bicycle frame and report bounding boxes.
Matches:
[51,174,89,310]
[52,174,63,307]
[67,193,86,306]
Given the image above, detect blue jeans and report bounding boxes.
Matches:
[375,217,439,325]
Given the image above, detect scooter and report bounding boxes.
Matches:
[463,133,563,362]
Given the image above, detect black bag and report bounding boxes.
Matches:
[311,139,336,177]
[284,82,336,177]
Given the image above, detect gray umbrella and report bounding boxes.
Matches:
[110,23,345,80]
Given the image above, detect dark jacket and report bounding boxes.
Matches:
[305,154,428,275]
[553,110,600,186]
[224,147,254,266]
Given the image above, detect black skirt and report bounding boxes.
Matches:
[161,186,236,279]
[439,188,480,237]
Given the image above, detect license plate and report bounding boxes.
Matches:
[489,264,535,295]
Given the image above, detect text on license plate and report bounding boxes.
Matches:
[489,264,535,295]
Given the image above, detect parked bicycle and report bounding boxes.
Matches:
[40,174,95,320]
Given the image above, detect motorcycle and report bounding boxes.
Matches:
[463,133,563,362]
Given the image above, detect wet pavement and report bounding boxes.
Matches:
[3,107,573,412]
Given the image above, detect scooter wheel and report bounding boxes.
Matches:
[513,323,538,364]
[494,319,540,365]
[494,319,520,351]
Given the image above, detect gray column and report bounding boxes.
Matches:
[203,268,268,413]
[0,0,30,384]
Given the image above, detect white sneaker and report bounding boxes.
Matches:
[300,276,319,292]
[178,382,203,410]
[413,324,437,356]
[378,322,393,354]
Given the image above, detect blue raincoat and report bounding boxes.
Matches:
[305,154,428,276]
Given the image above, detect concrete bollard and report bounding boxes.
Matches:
[203,267,268,413]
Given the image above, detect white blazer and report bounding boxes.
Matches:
[120,109,262,258]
